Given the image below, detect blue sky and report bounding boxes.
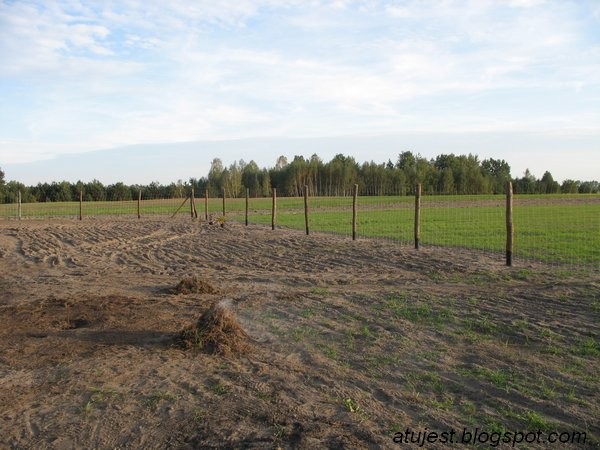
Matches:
[1,0,599,184]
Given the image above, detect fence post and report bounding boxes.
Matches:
[205,189,209,220]
[506,181,514,266]
[304,185,310,235]
[272,188,277,230]
[17,190,21,220]
[190,188,194,218]
[352,184,358,240]
[414,183,421,250]
[222,188,226,217]
[245,188,249,226]
[138,189,142,219]
[79,190,83,221]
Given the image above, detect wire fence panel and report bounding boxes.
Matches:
[513,195,600,269]
[420,194,506,255]
[1,190,598,272]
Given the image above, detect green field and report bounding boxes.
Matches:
[1,194,598,267]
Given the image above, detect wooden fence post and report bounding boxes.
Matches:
[190,188,195,218]
[222,188,226,217]
[506,181,514,266]
[272,188,277,230]
[414,183,421,250]
[138,189,142,219]
[79,190,83,221]
[245,188,249,226]
[304,185,309,235]
[352,184,358,240]
[204,189,208,220]
[17,190,21,220]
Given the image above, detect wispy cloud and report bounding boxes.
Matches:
[0,0,599,174]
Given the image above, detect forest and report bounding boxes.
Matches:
[0,151,598,203]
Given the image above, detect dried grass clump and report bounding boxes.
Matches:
[174,276,217,295]
[179,300,251,356]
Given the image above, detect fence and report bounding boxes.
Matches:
[1,186,598,271]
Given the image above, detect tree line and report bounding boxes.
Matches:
[0,152,598,203]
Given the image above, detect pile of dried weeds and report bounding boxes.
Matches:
[174,276,218,295]
[179,300,251,356]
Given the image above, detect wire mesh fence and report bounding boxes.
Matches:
[1,188,598,271]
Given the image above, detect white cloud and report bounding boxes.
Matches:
[0,0,599,179]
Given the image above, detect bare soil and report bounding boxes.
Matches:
[0,218,598,449]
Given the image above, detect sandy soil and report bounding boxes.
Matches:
[0,218,598,449]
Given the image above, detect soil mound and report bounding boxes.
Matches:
[179,300,251,356]
[174,276,217,295]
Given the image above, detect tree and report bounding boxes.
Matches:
[579,181,600,194]
[0,166,5,203]
[208,158,224,196]
[107,182,132,201]
[241,160,261,197]
[481,158,511,193]
[540,171,560,194]
[515,169,537,194]
[560,179,579,194]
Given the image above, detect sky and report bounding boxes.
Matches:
[1,0,599,185]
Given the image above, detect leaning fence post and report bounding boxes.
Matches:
[245,188,249,226]
[79,190,83,221]
[414,183,421,249]
[17,190,21,220]
[506,181,514,266]
[272,188,277,230]
[304,185,310,235]
[352,184,358,240]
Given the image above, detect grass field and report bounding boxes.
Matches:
[1,194,598,267]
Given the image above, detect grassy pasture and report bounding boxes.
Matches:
[1,194,598,267]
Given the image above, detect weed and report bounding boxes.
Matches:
[503,409,554,432]
[485,418,510,435]
[462,367,514,392]
[142,391,176,410]
[274,423,286,439]
[574,337,600,357]
[309,287,329,296]
[82,386,123,415]
[211,383,229,396]
[300,307,316,318]
[514,269,530,281]
[193,408,205,422]
[319,344,339,360]
[430,394,454,411]
[344,397,360,413]
[290,325,315,342]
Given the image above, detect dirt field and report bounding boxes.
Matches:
[0,218,598,449]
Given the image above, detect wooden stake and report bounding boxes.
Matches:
[190,188,195,218]
[272,188,277,230]
[17,190,21,220]
[352,184,358,240]
[171,195,189,218]
[79,190,83,221]
[245,188,249,226]
[204,189,208,220]
[506,181,514,266]
[222,188,226,217]
[192,190,198,218]
[304,185,309,235]
[137,189,141,219]
[414,183,421,250]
